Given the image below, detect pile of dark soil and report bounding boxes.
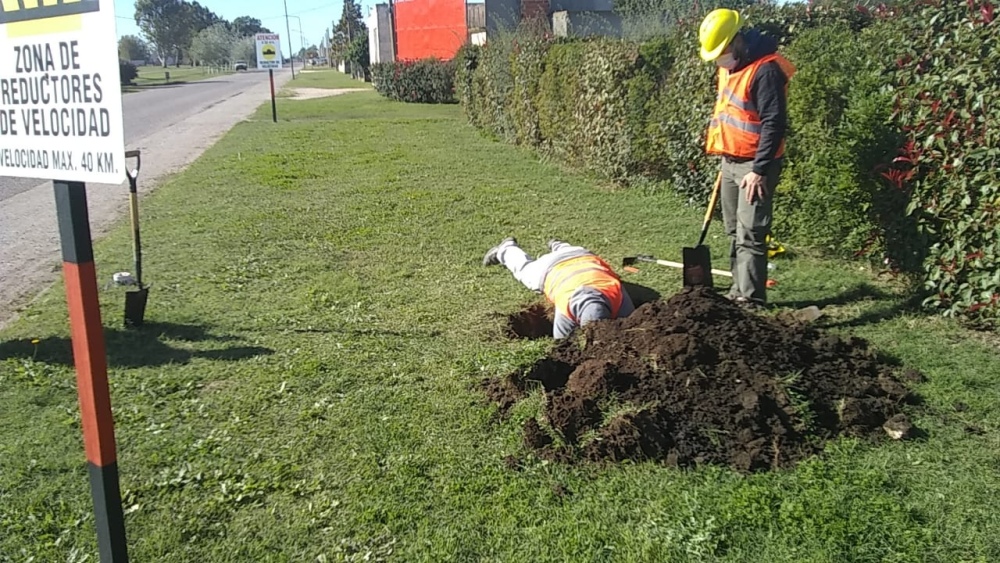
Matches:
[485,287,921,473]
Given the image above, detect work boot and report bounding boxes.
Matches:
[483,237,517,266]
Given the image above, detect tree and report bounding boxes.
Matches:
[231,16,271,37]
[186,1,223,33]
[181,2,225,64]
[230,36,258,67]
[135,0,189,67]
[331,0,366,61]
[298,44,320,59]
[190,23,236,65]
[118,35,150,62]
[346,35,369,79]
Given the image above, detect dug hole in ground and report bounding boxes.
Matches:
[487,286,923,474]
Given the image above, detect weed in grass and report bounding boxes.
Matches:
[775,370,817,433]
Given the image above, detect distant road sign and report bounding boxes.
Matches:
[0,0,126,184]
[255,33,282,70]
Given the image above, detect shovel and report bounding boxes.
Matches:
[123,149,149,328]
[681,170,723,288]
[622,254,733,279]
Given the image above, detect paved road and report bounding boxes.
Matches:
[1,70,270,201]
[0,68,293,328]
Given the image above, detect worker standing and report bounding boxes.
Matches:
[483,237,635,339]
[698,9,795,309]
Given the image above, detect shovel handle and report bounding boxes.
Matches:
[697,171,723,247]
[129,192,142,286]
[640,256,733,278]
[125,149,141,186]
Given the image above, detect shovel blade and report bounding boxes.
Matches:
[124,287,149,328]
[682,246,714,288]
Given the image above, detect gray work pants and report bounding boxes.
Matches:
[720,158,782,304]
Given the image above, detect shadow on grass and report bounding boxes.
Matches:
[772,282,894,310]
[0,322,273,368]
[829,293,928,330]
[773,282,928,329]
[281,327,444,339]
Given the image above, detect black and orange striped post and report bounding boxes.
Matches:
[54,180,130,563]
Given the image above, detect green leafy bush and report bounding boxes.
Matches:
[119,60,138,85]
[371,58,456,104]
[508,34,550,147]
[470,31,518,141]
[632,27,716,200]
[536,40,587,164]
[773,23,902,258]
[882,1,1000,325]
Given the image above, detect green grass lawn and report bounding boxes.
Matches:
[123,65,234,93]
[1,91,999,562]
[280,67,372,95]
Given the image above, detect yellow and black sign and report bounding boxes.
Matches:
[262,44,276,59]
[0,0,100,25]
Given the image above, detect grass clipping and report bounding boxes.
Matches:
[486,287,921,473]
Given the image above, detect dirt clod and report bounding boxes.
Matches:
[902,368,927,384]
[883,413,914,440]
[486,287,920,473]
[503,455,524,471]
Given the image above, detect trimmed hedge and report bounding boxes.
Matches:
[883,1,1000,324]
[460,1,1000,326]
[371,58,457,104]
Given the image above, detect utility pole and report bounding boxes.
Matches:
[289,15,305,68]
[283,0,295,79]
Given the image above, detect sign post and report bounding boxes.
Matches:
[0,1,128,561]
[255,33,282,123]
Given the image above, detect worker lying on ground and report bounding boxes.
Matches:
[483,237,635,339]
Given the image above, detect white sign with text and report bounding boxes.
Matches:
[255,33,282,70]
[0,0,126,184]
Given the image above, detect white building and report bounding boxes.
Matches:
[367,3,394,66]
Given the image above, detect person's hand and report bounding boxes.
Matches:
[740,171,767,204]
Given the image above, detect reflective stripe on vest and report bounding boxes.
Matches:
[542,254,623,323]
[705,53,796,159]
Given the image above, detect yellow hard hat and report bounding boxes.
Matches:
[699,9,742,62]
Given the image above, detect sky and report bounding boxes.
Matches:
[112,0,375,58]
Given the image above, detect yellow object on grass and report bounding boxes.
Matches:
[767,234,785,259]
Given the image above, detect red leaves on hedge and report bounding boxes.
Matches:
[982,1,995,24]
[969,294,999,314]
[879,167,913,191]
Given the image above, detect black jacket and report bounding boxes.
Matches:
[730,29,788,176]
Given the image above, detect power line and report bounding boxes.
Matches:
[117,3,337,24]
[259,2,337,20]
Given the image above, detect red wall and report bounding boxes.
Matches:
[393,0,468,61]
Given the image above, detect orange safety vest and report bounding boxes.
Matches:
[705,53,796,159]
[542,254,624,322]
